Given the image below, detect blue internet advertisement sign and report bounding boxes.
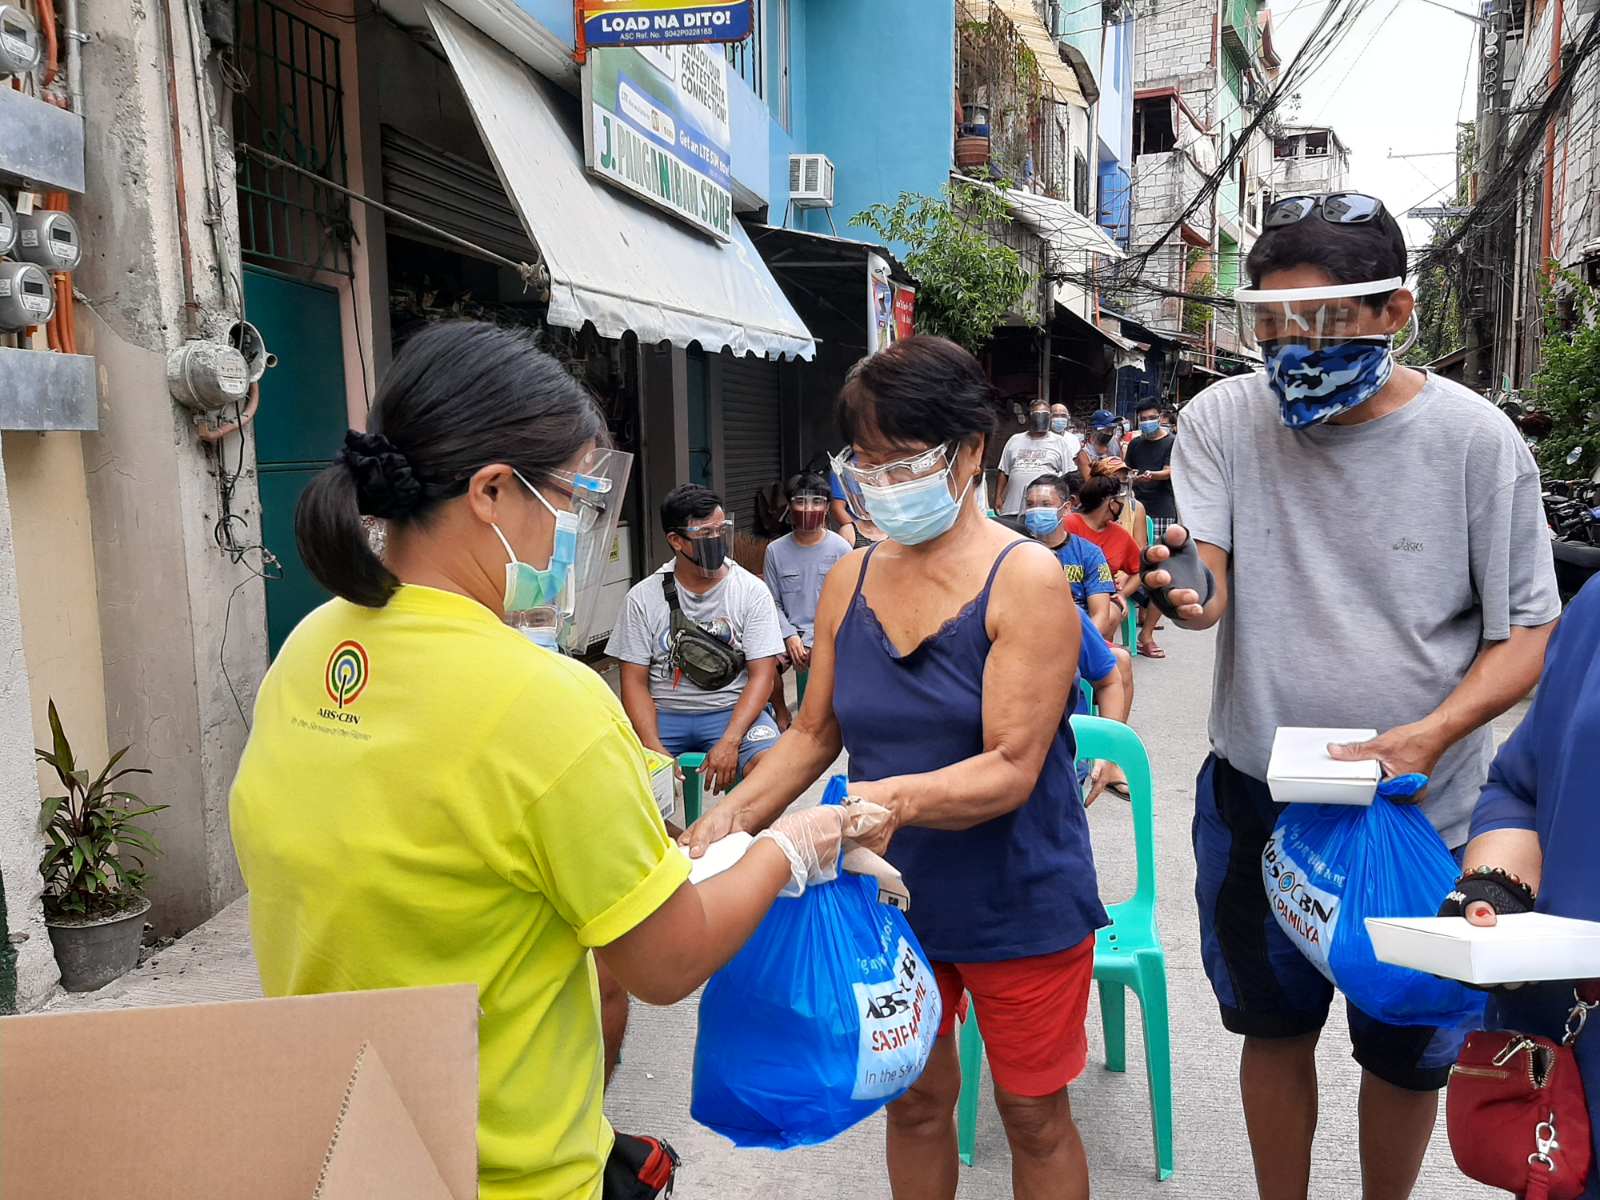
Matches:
[581,1,753,48]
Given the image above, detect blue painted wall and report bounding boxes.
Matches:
[791,0,953,243]
[511,0,574,44]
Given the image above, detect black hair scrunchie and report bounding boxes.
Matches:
[337,430,425,520]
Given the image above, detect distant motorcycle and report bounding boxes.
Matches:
[1543,474,1600,603]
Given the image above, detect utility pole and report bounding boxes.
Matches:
[1466,0,1511,393]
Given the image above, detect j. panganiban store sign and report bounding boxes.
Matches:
[582,41,735,242]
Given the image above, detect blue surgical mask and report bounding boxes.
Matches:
[1139,420,1161,437]
[1264,336,1394,429]
[857,465,973,546]
[1023,506,1062,537]
[1049,417,1071,435]
[492,471,577,615]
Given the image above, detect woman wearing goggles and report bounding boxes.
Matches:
[683,335,1108,1200]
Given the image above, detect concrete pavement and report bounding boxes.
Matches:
[51,624,1519,1198]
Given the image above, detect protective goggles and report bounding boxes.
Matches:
[1264,192,1385,229]
[545,447,633,653]
[1231,276,1406,347]
[828,442,953,522]
[674,518,735,543]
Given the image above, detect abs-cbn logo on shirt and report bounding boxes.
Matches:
[321,641,369,724]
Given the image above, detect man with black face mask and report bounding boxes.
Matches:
[994,397,1078,516]
[1143,193,1561,1200]
[608,484,786,797]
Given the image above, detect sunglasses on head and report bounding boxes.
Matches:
[1264,192,1385,229]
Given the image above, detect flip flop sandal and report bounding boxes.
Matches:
[1139,642,1168,659]
[1105,780,1132,802]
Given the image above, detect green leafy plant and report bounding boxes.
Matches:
[1183,249,1217,336]
[36,701,165,921]
[1530,268,1600,478]
[850,182,1034,353]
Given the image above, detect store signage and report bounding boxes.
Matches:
[867,255,917,353]
[583,43,734,241]
[579,1,753,49]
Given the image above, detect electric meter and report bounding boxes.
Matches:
[0,6,40,78]
[0,260,55,329]
[0,192,15,258]
[15,210,80,272]
[168,338,251,412]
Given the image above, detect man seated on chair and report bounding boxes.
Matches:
[607,483,785,798]
[762,471,852,731]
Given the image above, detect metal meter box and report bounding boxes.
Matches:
[0,259,53,328]
[15,209,79,271]
[168,338,250,411]
[0,6,40,78]
[0,192,15,257]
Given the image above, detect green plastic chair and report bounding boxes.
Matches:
[1122,600,1139,658]
[679,752,706,825]
[956,716,1173,1180]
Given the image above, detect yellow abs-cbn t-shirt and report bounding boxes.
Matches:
[230,585,690,1200]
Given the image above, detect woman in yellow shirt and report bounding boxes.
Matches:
[230,321,849,1200]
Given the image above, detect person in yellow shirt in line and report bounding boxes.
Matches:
[230,321,857,1200]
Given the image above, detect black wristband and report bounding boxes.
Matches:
[1141,535,1214,619]
[1437,868,1537,918]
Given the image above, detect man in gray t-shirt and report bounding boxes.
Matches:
[994,398,1079,515]
[761,472,852,728]
[607,485,785,796]
[1146,200,1560,1200]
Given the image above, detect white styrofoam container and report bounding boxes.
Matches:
[1367,913,1600,985]
[1266,726,1382,805]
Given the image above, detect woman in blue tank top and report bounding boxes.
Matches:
[683,337,1107,1200]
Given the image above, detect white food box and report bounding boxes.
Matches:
[1367,913,1600,985]
[1267,726,1382,806]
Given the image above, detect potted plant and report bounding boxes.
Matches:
[36,701,166,992]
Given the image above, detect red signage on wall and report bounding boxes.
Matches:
[893,286,916,341]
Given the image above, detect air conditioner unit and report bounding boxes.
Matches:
[789,154,836,209]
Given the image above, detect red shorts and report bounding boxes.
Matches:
[933,936,1095,1097]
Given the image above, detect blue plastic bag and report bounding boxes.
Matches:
[1262,795,1486,1029]
[691,778,942,1149]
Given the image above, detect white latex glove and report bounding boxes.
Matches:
[757,801,892,897]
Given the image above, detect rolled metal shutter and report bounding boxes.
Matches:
[719,354,782,536]
[379,126,539,265]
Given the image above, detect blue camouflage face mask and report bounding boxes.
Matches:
[1263,336,1394,429]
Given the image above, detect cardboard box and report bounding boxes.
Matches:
[1267,726,1382,805]
[1367,913,1600,985]
[0,984,478,1199]
[643,748,677,820]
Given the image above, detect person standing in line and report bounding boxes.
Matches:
[1049,401,1093,477]
[1082,410,1124,466]
[1123,403,1178,658]
[684,336,1107,1200]
[1143,192,1560,1200]
[994,398,1077,516]
[763,471,852,731]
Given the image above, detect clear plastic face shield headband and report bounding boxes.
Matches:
[1232,277,1419,354]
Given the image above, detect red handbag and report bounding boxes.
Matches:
[1447,986,1600,1200]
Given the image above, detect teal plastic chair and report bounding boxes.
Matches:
[679,752,706,825]
[956,716,1173,1180]
[1077,677,1095,716]
[1122,599,1139,658]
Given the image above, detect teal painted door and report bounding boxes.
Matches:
[244,267,349,655]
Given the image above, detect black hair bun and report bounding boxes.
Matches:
[338,430,425,520]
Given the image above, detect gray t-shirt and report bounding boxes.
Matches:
[998,431,1079,514]
[762,530,853,646]
[605,562,786,714]
[1174,371,1561,847]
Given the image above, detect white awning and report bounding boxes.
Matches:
[426,2,815,361]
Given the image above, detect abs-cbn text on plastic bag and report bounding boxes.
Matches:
[691,779,942,1149]
[1262,797,1485,1029]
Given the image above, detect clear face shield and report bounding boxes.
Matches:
[512,447,633,654]
[827,442,955,524]
[788,491,829,532]
[673,515,736,574]
[1231,277,1420,429]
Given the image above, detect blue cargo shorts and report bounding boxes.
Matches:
[656,705,780,775]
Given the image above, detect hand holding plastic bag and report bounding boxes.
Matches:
[758,800,892,897]
[1263,794,1486,1029]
